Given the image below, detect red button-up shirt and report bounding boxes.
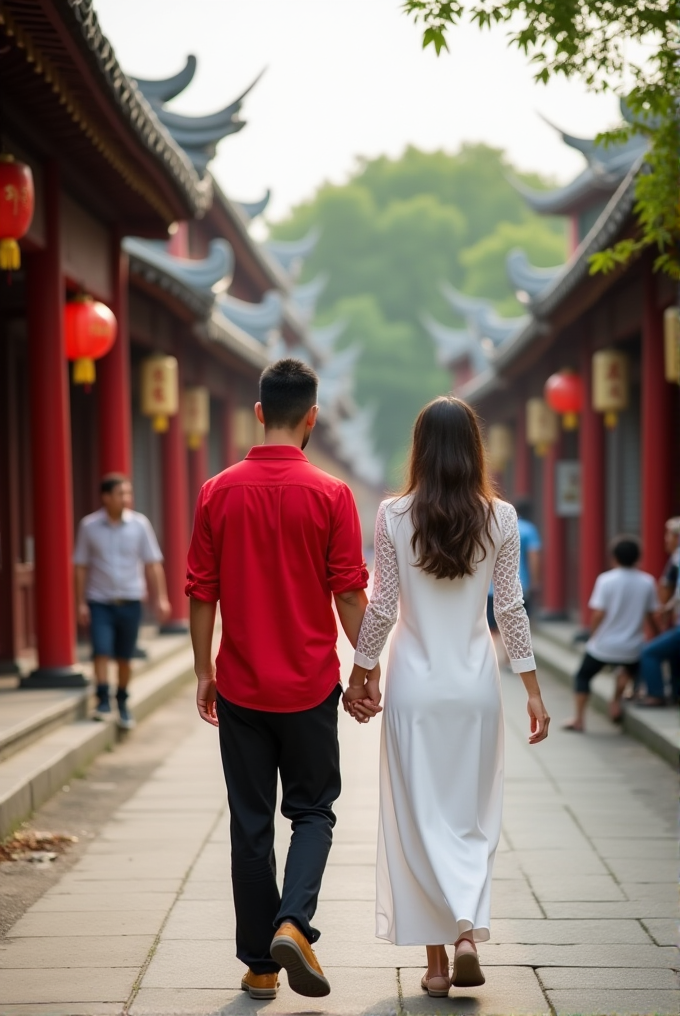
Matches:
[185,445,369,712]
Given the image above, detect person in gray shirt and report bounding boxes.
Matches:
[74,474,171,728]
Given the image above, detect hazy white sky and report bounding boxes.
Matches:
[96,0,623,223]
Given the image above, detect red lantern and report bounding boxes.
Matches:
[544,370,584,430]
[65,296,117,387]
[0,154,35,270]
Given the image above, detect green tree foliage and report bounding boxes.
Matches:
[404,1,680,278]
[270,144,565,483]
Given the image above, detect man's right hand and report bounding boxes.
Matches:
[77,602,90,627]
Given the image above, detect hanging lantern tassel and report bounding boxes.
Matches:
[152,414,170,433]
[72,357,96,386]
[0,238,20,270]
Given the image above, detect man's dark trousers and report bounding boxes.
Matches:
[216,685,342,975]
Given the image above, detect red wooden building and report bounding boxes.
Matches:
[427,121,679,621]
[0,1,382,686]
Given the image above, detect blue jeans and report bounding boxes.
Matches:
[89,600,142,661]
[639,627,680,699]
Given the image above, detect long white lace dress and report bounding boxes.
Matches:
[354,496,535,946]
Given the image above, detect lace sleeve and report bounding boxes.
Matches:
[354,501,399,669]
[492,502,536,674]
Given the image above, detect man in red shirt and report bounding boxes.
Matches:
[186,359,374,1001]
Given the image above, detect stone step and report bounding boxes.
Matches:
[0,644,195,839]
[532,625,678,767]
[0,630,189,765]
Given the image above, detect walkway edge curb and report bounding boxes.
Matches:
[532,631,678,767]
[0,646,195,839]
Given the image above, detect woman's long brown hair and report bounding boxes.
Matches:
[399,396,497,580]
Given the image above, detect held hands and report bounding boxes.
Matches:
[343,663,382,724]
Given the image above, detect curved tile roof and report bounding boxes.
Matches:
[236,191,272,221]
[515,117,647,215]
[123,237,233,293]
[265,228,321,275]
[41,2,211,218]
[135,59,264,175]
[309,319,348,358]
[506,249,564,302]
[421,314,488,373]
[441,284,527,345]
[291,272,329,322]
[133,55,198,103]
[217,290,284,344]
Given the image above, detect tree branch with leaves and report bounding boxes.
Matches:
[404,1,680,278]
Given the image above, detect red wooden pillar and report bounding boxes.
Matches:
[188,439,209,520]
[514,402,531,498]
[222,398,236,468]
[161,408,190,631]
[24,164,85,686]
[578,346,605,623]
[542,440,566,616]
[641,272,674,578]
[98,242,132,476]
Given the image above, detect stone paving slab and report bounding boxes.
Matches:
[537,966,679,989]
[547,988,679,1015]
[0,967,134,1005]
[132,967,400,1016]
[0,1005,123,1016]
[399,966,549,1015]
[0,934,156,968]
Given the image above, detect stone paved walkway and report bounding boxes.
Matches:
[0,637,677,1016]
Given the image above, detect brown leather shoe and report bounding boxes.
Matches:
[270,921,331,997]
[240,969,279,999]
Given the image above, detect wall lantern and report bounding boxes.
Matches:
[486,424,514,473]
[526,397,558,457]
[64,295,117,387]
[182,386,210,450]
[140,355,179,432]
[0,154,34,270]
[544,369,584,430]
[664,307,680,384]
[592,349,629,428]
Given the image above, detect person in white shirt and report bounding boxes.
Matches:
[563,536,659,732]
[73,474,171,729]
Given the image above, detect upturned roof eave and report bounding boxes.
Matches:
[461,162,641,402]
[49,0,211,220]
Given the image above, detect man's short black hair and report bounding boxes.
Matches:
[259,358,318,429]
[611,535,641,568]
[101,473,129,495]
[512,496,532,521]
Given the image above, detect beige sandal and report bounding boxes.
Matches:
[421,971,451,998]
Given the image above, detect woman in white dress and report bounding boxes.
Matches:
[344,396,550,996]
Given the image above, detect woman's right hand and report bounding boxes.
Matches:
[527,694,550,744]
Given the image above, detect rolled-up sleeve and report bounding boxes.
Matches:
[327,484,369,594]
[185,487,220,602]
